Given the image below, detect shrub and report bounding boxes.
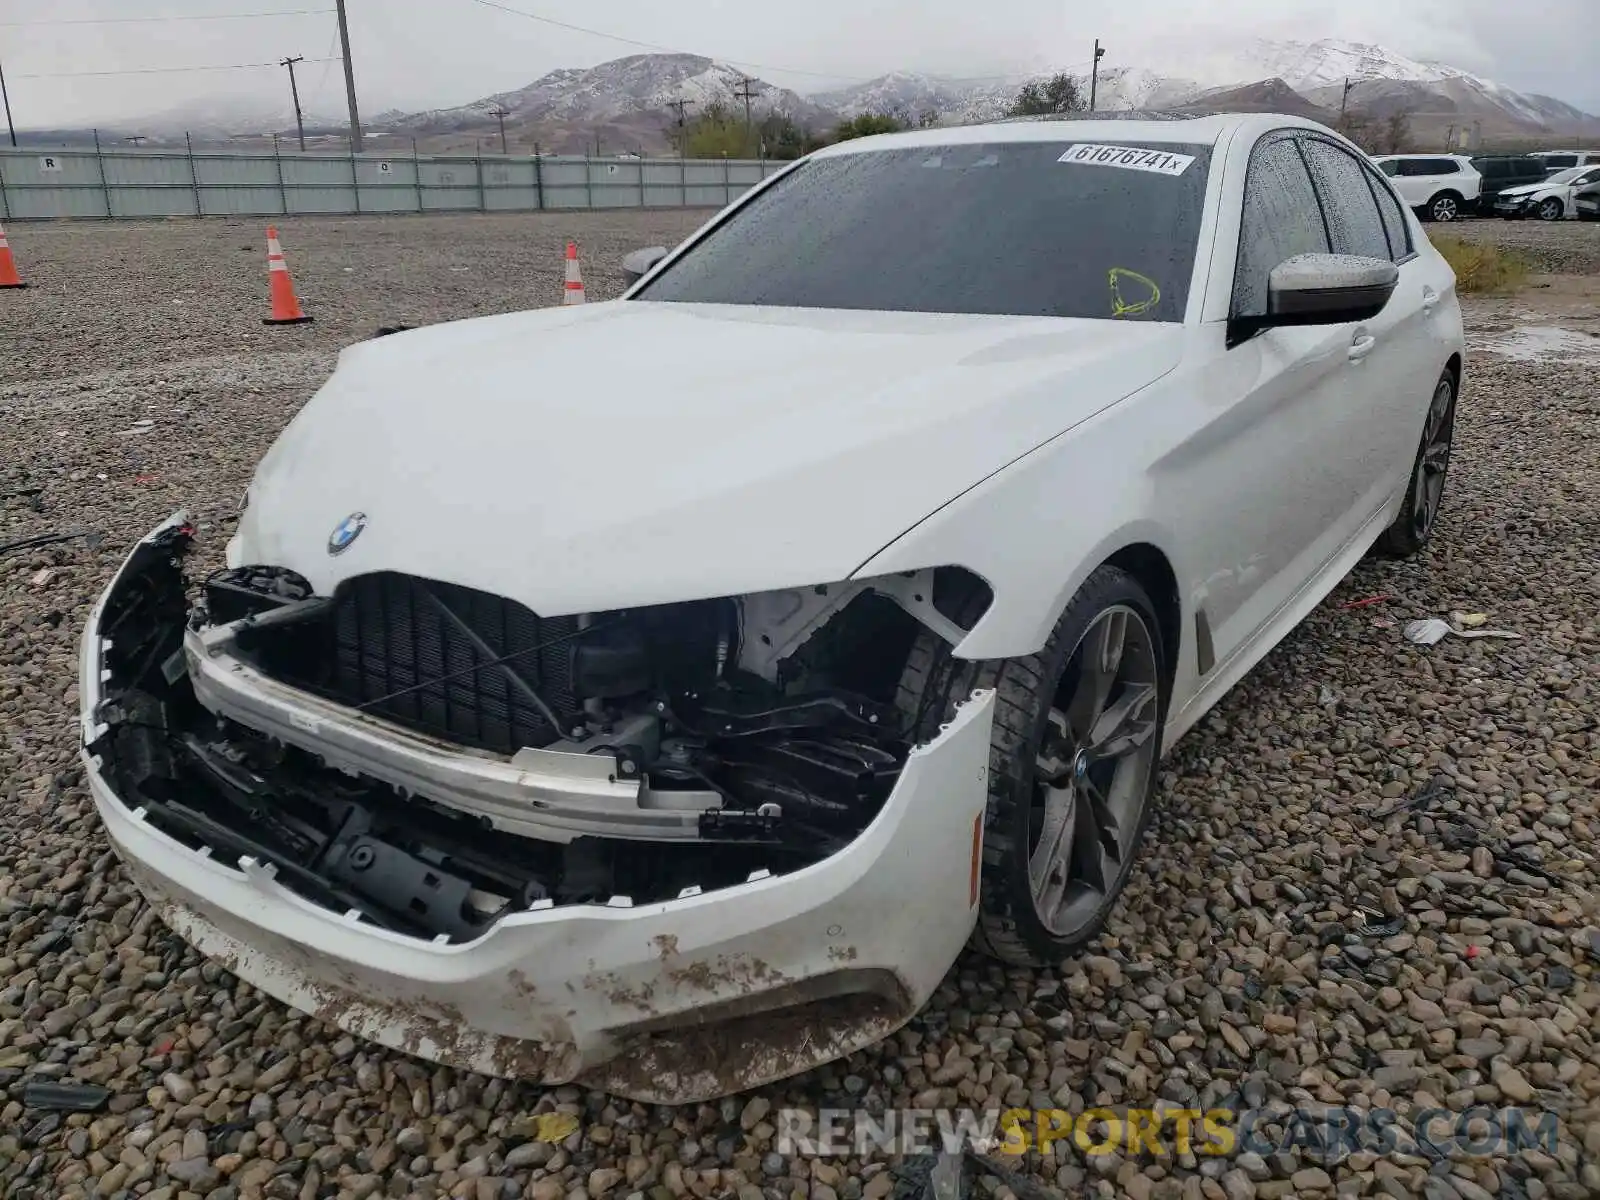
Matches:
[1430,236,1530,294]
[1008,73,1086,117]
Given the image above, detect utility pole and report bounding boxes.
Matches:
[280,56,306,151]
[666,98,694,156]
[487,105,510,154]
[1090,39,1105,112]
[0,54,15,148]
[335,0,363,151]
[733,76,761,154]
[124,135,147,147]
[1340,77,1355,117]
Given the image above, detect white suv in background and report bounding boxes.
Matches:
[1372,154,1481,222]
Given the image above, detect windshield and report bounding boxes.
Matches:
[633,141,1212,321]
[1544,166,1588,184]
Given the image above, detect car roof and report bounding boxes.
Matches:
[809,112,1333,159]
[1372,152,1472,161]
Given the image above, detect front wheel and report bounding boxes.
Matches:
[1537,197,1563,221]
[1428,193,1462,222]
[896,566,1167,965]
[1376,370,1457,558]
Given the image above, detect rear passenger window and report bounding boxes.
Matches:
[1232,135,1330,319]
[1365,168,1412,260]
[1299,138,1391,261]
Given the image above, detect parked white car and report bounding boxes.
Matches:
[1371,153,1482,221]
[82,113,1464,1101]
[1530,150,1600,173]
[1494,163,1600,220]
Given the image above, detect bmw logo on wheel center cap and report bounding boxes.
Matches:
[328,512,367,555]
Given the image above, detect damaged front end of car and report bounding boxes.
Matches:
[81,511,997,1099]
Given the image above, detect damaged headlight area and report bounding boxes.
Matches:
[86,518,992,947]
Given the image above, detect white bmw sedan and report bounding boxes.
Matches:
[80,113,1463,1102]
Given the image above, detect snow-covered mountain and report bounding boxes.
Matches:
[1141,38,1593,132]
[352,39,1594,154]
[810,38,1592,138]
[390,54,833,135]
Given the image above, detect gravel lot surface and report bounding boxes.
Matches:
[1439,218,1600,275]
[1,214,1597,1200]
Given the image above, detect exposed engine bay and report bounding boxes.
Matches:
[88,521,990,945]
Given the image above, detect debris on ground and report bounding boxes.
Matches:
[29,567,57,588]
[0,485,45,511]
[891,1151,1063,1200]
[1404,616,1523,645]
[1340,593,1393,610]
[1374,777,1453,819]
[20,1081,112,1113]
[0,529,103,556]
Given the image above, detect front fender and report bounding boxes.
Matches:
[852,427,1189,664]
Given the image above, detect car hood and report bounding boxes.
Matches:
[234,300,1183,614]
[1499,182,1553,199]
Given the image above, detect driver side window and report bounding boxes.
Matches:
[1232,135,1331,319]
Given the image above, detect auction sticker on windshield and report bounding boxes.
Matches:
[1059,144,1196,176]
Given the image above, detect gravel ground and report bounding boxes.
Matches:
[1435,218,1600,275]
[1,214,1597,1200]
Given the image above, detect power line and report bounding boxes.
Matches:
[305,21,342,108]
[1,10,333,28]
[15,59,338,80]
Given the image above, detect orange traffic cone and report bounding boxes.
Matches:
[0,221,25,289]
[263,226,311,325]
[563,241,585,305]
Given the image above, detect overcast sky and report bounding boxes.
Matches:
[3,0,1595,128]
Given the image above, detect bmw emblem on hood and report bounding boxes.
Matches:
[328,512,367,555]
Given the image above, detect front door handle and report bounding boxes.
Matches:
[1421,286,1439,314]
[1348,332,1377,363]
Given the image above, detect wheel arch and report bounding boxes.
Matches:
[1103,543,1182,686]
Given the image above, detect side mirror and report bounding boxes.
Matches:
[1229,253,1399,345]
[621,246,670,287]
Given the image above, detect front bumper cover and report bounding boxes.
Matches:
[81,514,995,1101]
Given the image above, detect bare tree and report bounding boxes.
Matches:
[1380,110,1412,155]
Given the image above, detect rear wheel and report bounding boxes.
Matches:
[1537,197,1564,221]
[1427,192,1462,222]
[1376,370,1457,558]
[896,566,1167,965]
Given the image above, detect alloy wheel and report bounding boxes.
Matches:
[1538,198,1562,221]
[1026,606,1160,938]
[1411,376,1456,540]
[1431,196,1458,221]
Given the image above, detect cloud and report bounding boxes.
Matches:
[2,0,1593,129]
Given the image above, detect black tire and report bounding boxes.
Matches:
[895,566,1168,966]
[1537,197,1563,221]
[1376,369,1457,558]
[1428,192,1463,222]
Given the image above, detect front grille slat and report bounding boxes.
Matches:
[314,572,574,756]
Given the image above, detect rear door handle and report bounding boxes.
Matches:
[1348,332,1377,363]
[1421,286,1439,314]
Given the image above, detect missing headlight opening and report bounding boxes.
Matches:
[87,525,992,946]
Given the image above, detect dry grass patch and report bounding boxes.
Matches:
[1431,235,1530,294]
